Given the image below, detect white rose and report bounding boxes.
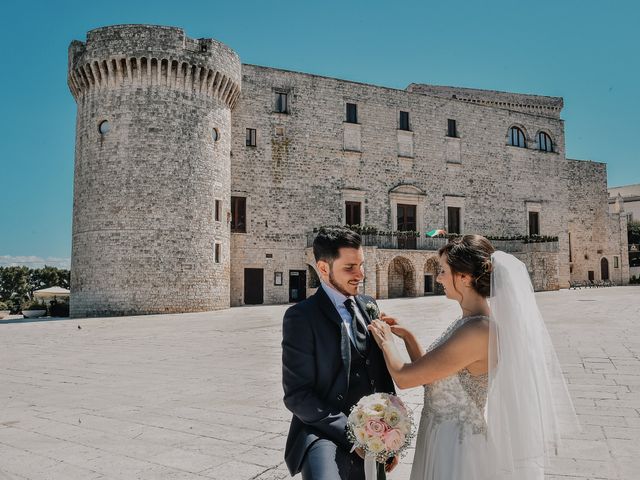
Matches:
[363,403,385,418]
[383,407,401,427]
[356,410,368,425]
[366,436,386,454]
[355,428,370,445]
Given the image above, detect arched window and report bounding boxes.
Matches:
[508,126,526,148]
[537,131,553,152]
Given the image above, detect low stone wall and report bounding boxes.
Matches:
[513,251,560,291]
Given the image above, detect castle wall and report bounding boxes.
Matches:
[67,25,628,313]
[68,25,240,317]
[230,65,570,304]
[567,160,629,285]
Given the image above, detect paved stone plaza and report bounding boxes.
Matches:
[1,286,639,479]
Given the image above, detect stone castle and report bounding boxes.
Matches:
[67,25,629,317]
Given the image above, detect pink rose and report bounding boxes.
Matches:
[383,428,405,451]
[365,419,387,437]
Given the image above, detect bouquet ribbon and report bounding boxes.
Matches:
[364,453,377,480]
[351,446,383,480]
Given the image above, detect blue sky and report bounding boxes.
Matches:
[1,0,638,267]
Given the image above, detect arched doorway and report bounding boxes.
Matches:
[600,257,609,281]
[388,257,416,298]
[423,257,444,295]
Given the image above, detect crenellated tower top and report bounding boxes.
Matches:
[67,24,241,108]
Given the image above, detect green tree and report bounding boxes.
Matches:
[0,266,31,311]
[30,266,70,292]
[0,266,71,313]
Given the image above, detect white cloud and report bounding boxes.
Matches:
[0,256,71,269]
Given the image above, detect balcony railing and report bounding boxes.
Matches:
[306,231,559,254]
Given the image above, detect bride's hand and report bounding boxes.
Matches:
[380,313,411,339]
[368,319,394,349]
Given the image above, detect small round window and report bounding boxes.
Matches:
[212,128,220,142]
[98,120,111,135]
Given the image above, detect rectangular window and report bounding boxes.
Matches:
[276,92,288,113]
[345,201,362,226]
[346,103,358,124]
[397,204,417,249]
[568,232,572,262]
[214,200,221,222]
[214,243,221,263]
[231,196,246,233]
[447,207,461,235]
[447,119,457,138]
[614,256,619,268]
[246,128,256,147]
[399,111,410,131]
[529,211,540,236]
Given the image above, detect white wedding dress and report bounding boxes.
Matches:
[409,315,493,480]
[410,251,579,480]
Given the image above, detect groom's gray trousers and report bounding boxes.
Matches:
[301,439,388,480]
[300,439,363,480]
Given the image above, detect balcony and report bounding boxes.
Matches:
[306,231,559,254]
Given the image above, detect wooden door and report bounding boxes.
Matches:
[397,204,417,249]
[244,268,264,304]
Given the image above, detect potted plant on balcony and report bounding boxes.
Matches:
[0,301,10,319]
[21,300,47,318]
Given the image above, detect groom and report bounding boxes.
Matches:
[282,227,397,479]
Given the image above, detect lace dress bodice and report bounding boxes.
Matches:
[421,315,489,441]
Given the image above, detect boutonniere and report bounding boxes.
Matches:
[365,301,380,320]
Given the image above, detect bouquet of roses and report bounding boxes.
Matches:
[347,392,414,476]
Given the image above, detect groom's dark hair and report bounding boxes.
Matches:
[313,227,362,264]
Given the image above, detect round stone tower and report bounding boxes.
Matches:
[67,25,241,317]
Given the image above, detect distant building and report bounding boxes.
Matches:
[609,184,640,222]
[609,183,640,279]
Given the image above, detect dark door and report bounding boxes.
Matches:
[588,270,595,282]
[345,201,362,226]
[600,258,609,281]
[244,268,264,305]
[289,270,307,303]
[529,211,540,236]
[424,275,434,294]
[448,207,461,235]
[397,204,417,249]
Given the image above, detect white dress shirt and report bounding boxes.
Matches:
[320,282,367,346]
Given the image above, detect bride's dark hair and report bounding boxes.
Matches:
[438,235,495,297]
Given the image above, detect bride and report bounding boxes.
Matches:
[368,235,579,480]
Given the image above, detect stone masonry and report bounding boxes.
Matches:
[67,25,628,314]
[567,160,629,284]
[68,25,240,317]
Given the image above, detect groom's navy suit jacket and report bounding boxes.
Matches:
[281,285,395,475]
